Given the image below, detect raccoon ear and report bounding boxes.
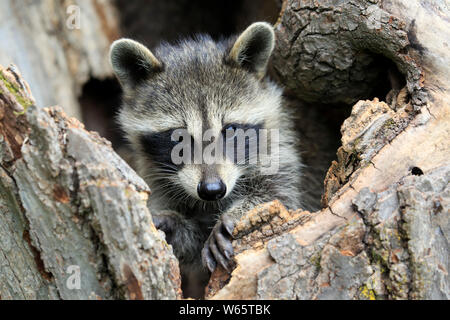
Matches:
[228,22,275,78]
[110,39,163,88]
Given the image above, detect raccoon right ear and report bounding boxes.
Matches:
[110,39,163,88]
[227,22,275,79]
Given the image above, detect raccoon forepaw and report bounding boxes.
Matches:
[152,214,177,244]
[201,215,235,273]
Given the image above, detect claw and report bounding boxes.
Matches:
[209,238,229,271]
[202,246,216,273]
[221,215,235,236]
[201,215,236,273]
[152,215,163,229]
[214,227,234,260]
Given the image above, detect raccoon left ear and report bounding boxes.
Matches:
[227,22,275,79]
[110,39,163,89]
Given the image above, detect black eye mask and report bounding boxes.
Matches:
[222,123,263,164]
[140,129,184,170]
[140,122,263,169]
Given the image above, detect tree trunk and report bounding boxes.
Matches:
[0,65,181,300]
[206,0,449,300]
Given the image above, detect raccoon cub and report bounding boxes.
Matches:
[110,22,302,297]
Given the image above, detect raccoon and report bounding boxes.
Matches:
[110,22,302,297]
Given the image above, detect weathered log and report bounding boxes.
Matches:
[206,0,449,300]
[0,65,181,300]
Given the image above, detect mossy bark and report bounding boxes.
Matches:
[0,65,181,300]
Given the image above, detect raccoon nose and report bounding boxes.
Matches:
[197,180,227,201]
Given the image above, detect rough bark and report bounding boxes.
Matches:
[0,65,181,300]
[0,0,119,119]
[272,0,426,107]
[206,0,449,300]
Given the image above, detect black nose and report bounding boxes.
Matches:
[197,180,227,201]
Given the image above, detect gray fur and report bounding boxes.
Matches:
[110,22,303,298]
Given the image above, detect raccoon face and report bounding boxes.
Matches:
[110,22,281,205]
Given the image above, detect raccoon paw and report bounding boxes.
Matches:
[201,215,235,273]
[152,214,178,244]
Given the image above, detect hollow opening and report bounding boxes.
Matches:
[79,78,123,149]
[411,167,424,176]
[77,0,410,299]
[78,4,408,214]
[366,54,407,103]
[292,53,407,211]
